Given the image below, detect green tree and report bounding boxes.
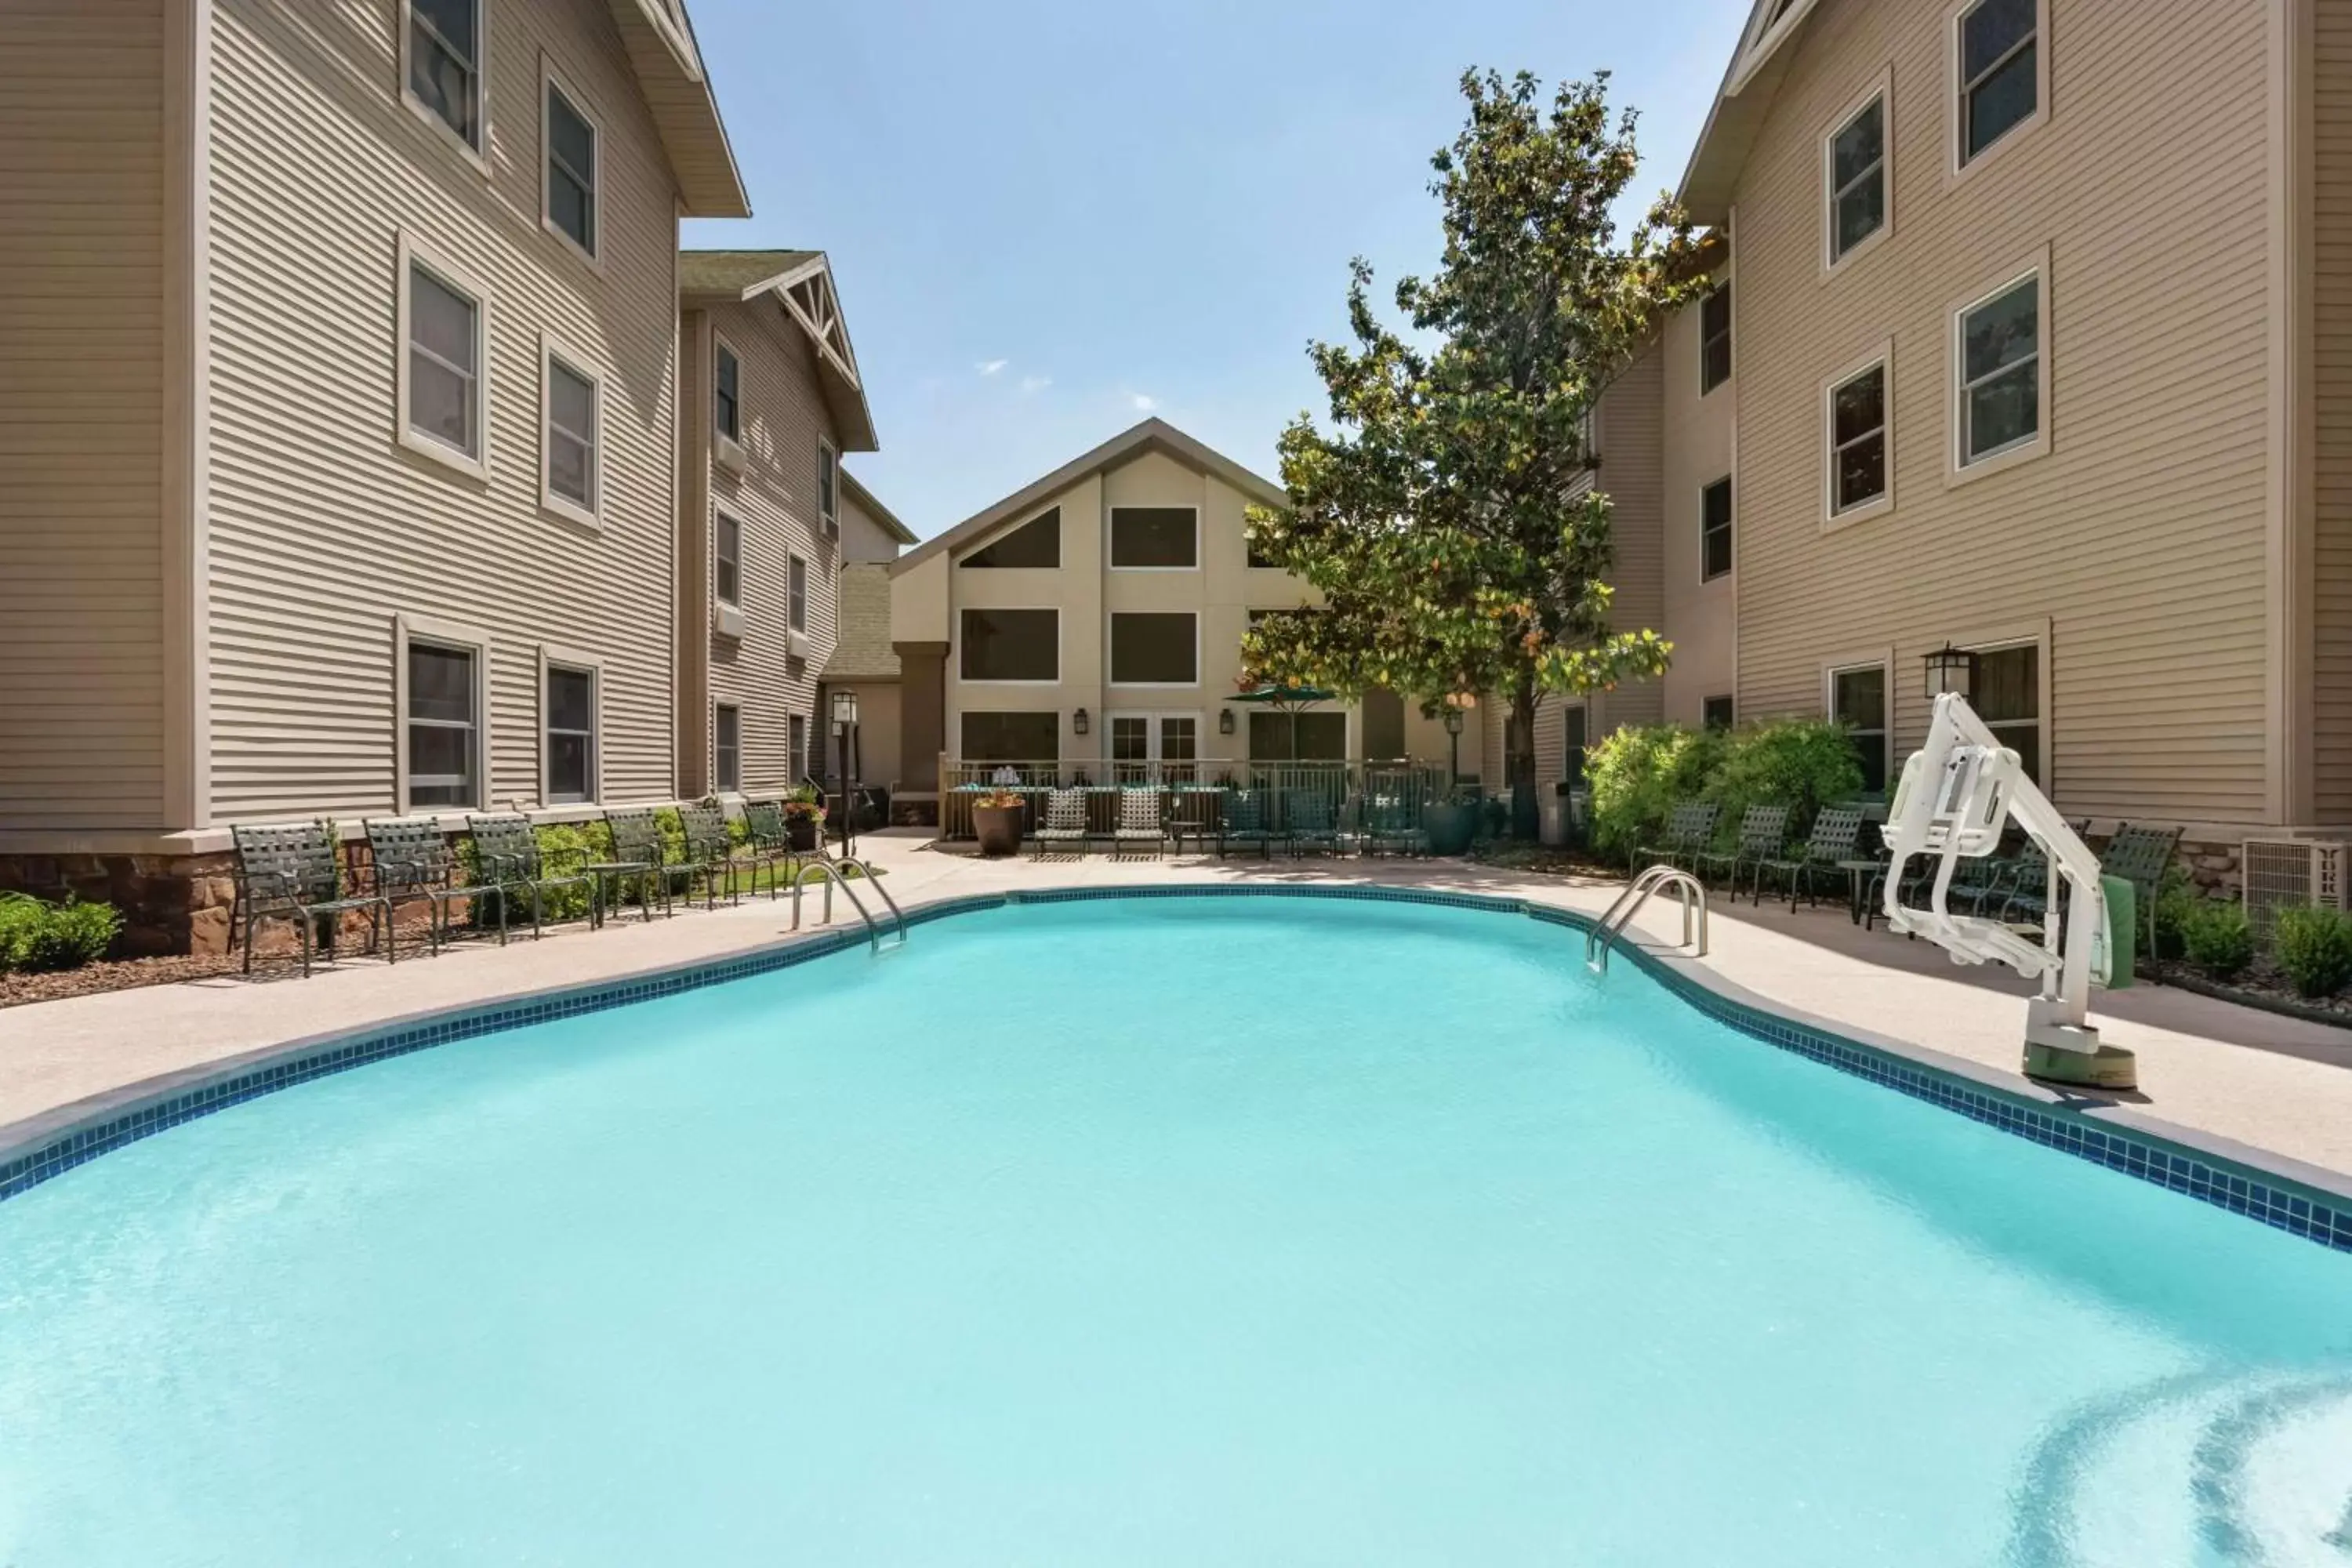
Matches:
[1244,69,1705,834]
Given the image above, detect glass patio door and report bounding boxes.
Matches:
[1108,713,1200,783]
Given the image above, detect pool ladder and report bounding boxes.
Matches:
[789,856,909,953]
[1586,866,1709,975]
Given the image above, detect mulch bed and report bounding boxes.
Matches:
[1,952,245,1009]
[2144,957,2352,1029]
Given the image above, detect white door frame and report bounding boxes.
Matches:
[1106,710,1202,779]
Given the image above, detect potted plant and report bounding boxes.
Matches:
[1421,787,1482,856]
[781,786,827,852]
[971,788,1025,857]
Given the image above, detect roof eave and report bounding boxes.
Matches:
[1671,0,1817,227]
[840,470,917,544]
[608,1,750,219]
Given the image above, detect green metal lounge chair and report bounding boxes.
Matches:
[362,816,474,957]
[1752,806,1865,912]
[1030,788,1091,857]
[229,821,392,977]
[1998,824,2180,961]
[1635,802,1722,875]
[677,804,739,909]
[1110,788,1169,857]
[739,800,799,898]
[590,808,666,920]
[1286,790,1342,856]
[1360,793,1427,857]
[466,813,598,942]
[1691,804,1790,898]
[1218,789,1279,858]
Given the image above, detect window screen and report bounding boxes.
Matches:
[1109,613,1196,684]
[960,608,1058,681]
[961,508,1060,568]
[1109,507,1197,568]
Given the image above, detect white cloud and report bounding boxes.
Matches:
[975,358,1008,376]
[1020,374,1052,394]
[1129,392,1159,413]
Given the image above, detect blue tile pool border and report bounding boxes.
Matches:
[5,883,2350,1256]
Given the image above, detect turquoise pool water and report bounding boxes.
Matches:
[2,895,2350,1565]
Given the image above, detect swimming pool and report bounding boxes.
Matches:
[2,892,2348,1565]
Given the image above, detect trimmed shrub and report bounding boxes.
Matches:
[2180,899,2255,982]
[1701,719,1865,841]
[2274,906,2352,999]
[0,895,122,974]
[1585,724,1725,858]
[2148,866,2200,962]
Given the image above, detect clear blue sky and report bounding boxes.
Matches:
[681,0,1752,539]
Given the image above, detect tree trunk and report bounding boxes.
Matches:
[1510,683,1540,840]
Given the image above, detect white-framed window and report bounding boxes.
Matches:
[713,702,742,792]
[713,510,742,607]
[1700,476,1733,582]
[1953,0,2045,172]
[788,554,808,633]
[1824,82,1889,269]
[1699,283,1733,394]
[1827,659,1891,796]
[1108,506,1200,570]
[1824,345,1892,523]
[960,711,1060,763]
[1563,703,1590,785]
[401,0,485,162]
[540,336,600,524]
[541,652,598,804]
[1702,695,1736,731]
[1108,612,1199,686]
[959,608,1059,684]
[395,613,491,811]
[1951,252,2049,477]
[713,336,742,445]
[961,507,1060,568]
[818,438,839,536]
[789,712,808,784]
[1970,639,2043,785]
[397,236,491,477]
[542,64,600,261]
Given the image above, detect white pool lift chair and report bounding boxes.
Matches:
[1880,693,2135,1089]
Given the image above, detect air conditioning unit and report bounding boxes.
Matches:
[2241,837,2348,943]
[786,627,811,660]
[712,601,744,640]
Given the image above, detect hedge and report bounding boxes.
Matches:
[1588,718,1867,858]
[0,894,123,975]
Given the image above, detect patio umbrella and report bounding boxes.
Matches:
[1226,683,1341,760]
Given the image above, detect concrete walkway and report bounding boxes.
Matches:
[7,831,2352,1181]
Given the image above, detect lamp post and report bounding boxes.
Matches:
[1441,702,1465,789]
[831,688,859,859]
[1923,643,1979,702]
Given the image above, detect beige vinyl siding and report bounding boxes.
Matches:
[204,0,681,821]
[699,296,840,795]
[1658,293,1738,725]
[1599,343,1667,731]
[1730,0,2273,822]
[0,0,167,829]
[2317,4,2352,820]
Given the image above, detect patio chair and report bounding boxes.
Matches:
[1691,804,1789,898]
[1359,793,1427,857]
[590,808,667,921]
[1635,802,1722,875]
[1218,789,1279,858]
[1997,824,2180,961]
[466,813,598,942]
[739,799,799,899]
[229,821,391,978]
[361,816,473,958]
[1030,788,1091,857]
[1286,790,1343,856]
[1110,788,1169,857]
[677,804,739,909]
[1751,806,1865,913]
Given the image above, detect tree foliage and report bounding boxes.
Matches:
[1243,70,1707,825]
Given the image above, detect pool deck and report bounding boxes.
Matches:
[8,833,2352,1187]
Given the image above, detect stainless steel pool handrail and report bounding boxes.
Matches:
[1588,866,1709,974]
[789,857,906,953]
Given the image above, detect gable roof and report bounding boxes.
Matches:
[607,1,748,218]
[1675,0,1824,223]
[819,564,900,681]
[681,249,877,452]
[840,468,916,546]
[890,418,1285,575]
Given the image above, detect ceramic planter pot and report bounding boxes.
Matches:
[972,803,1023,858]
[1421,801,1480,857]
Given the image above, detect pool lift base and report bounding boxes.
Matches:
[1882,694,2136,1094]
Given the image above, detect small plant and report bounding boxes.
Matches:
[781,785,828,825]
[0,893,122,975]
[973,789,1025,810]
[2149,866,2201,962]
[2274,906,2352,999]
[2180,899,2255,982]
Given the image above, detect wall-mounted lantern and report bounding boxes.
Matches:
[1922,643,1979,702]
[1072,707,1090,737]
